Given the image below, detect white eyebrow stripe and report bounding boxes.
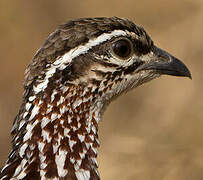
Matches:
[54,29,131,69]
[33,29,133,94]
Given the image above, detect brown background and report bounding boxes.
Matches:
[0,0,203,179]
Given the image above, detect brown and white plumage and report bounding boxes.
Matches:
[0,17,191,180]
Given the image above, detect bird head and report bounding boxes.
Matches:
[25,17,191,108]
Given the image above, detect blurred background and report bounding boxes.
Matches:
[0,0,202,179]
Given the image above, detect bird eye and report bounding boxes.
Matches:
[112,38,132,59]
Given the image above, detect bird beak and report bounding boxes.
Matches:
[136,46,192,79]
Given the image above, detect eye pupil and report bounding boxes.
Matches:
[112,39,132,58]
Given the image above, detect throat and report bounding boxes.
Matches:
[10,85,102,180]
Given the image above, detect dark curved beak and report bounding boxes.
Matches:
[137,46,192,79]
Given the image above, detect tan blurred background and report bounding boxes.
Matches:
[0,0,203,179]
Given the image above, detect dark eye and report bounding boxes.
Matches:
[112,38,132,59]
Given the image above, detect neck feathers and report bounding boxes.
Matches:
[1,84,102,180]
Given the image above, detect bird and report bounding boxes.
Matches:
[0,17,191,180]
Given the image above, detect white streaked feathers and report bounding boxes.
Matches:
[75,169,90,180]
[55,149,68,177]
[14,82,102,180]
[23,119,39,142]
[29,105,40,120]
